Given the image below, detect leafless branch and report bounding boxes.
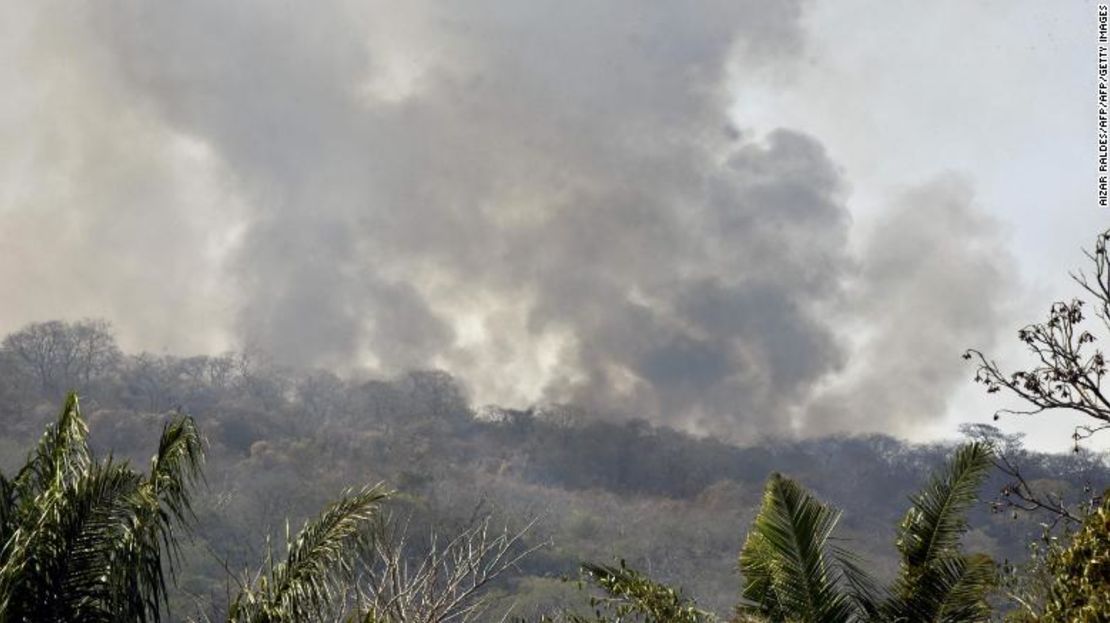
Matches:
[964,234,1110,447]
[988,453,1083,529]
[354,511,548,623]
[963,230,1110,527]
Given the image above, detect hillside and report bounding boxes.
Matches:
[1,321,1105,619]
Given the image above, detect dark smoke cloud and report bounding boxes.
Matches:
[0,1,1012,439]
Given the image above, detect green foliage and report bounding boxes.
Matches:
[883,441,996,622]
[1039,490,1110,623]
[737,474,860,623]
[736,442,996,623]
[0,393,390,623]
[0,329,1101,622]
[227,485,389,623]
[562,560,715,623]
[0,393,204,622]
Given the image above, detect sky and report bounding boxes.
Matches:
[0,0,1103,451]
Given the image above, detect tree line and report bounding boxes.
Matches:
[2,230,1110,620]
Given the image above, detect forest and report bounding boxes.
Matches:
[0,234,1108,621]
[2,1,1103,620]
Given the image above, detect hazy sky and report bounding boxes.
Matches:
[0,0,1102,450]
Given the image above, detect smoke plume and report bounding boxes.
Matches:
[0,0,1013,439]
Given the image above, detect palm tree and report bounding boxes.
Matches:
[736,442,995,623]
[0,393,203,622]
[0,394,392,623]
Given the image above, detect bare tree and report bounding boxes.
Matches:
[352,513,546,623]
[965,230,1110,445]
[1,319,121,395]
[965,229,1110,525]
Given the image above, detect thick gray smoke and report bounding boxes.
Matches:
[0,1,1012,439]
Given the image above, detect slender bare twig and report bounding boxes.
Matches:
[989,453,1083,529]
[355,511,548,623]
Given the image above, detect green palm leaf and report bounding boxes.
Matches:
[1,458,163,622]
[43,461,147,622]
[229,485,389,623]
[884,441,995,623]
[738,473,858,623]
[12,393,90,501]
[147,414,205,522]
[896,442,993,568]
[134,414,205,575]
[0,394,205,623]
[884,553,995,623]
[574,560,714,623]
[0,474,15,559]
[117,414,206,620]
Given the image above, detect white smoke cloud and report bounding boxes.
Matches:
[803,175,1016,438]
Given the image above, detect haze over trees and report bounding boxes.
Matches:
[1,234,1109,620]
[0,393,1006,622]
[0,313,1106,620]
[0,0,1101,620]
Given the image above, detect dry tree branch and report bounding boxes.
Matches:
[963,229,1110,528]
[355,511,547,623]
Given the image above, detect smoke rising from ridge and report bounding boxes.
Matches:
[0,0,1013,439]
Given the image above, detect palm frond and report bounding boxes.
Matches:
[895,441,993,569]
[56,461,155,622]
[830,543,882,620]
[229,485,389,623]
[1,393,93,616]
[737,473,855,623]
[13,392,90,499]
[884,553,995,623]
[737,526,783,619]
[0,395,205,623]
[576,560,713,623]
[1,460,149,622]
[935,553,995,623]
[145,414,205,542]
[884,442,996,623]
[0,473,15,556]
